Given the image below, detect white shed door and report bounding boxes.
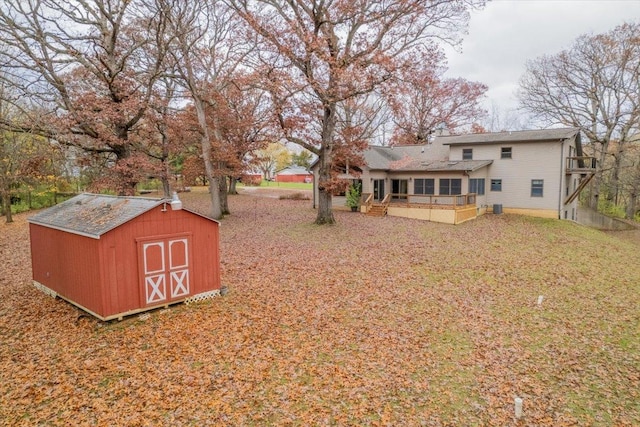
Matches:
[141,237,191,306]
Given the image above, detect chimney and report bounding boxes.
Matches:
[170,191,183,211]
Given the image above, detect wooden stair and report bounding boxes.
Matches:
[366,203,387,217]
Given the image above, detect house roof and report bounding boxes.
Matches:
[440,127,580,145]
[361,144,491,172]
[364,144,432,170]
[28,193,166,239]
[276,166,312,175]
[391,159,493,172]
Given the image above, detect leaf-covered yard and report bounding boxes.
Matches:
[1,189,639,426]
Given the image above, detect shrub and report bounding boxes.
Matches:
[279,192,310,200]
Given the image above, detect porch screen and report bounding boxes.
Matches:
[414,178,434,195]
[439,178,462,195]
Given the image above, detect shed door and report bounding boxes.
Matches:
[140,236,191,306]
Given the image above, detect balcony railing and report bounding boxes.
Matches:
[388,193,477,209]
[566,156,597,173]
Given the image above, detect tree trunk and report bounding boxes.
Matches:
[2,192,13,224]
[315,104,337,225]
[207,175,222,219]
[610,144,626,205]
[161,176,171,198]
[219,175,229,215]
[229,177,238,195]
[193,99,223,219]
[161,135,172,198]
[113,132,138,196]
[626,192,637,219]
[590,141,609,210]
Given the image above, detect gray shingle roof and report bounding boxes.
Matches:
[28,193,165,239]
[362,144,491,172]
[391,159,493,172]
[440,127,580,145]
[276,166,312,175]
[364,145,431,170]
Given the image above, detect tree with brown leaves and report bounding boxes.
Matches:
[0,0,172,195]
[229,0,485,224]
[387,58,487,145]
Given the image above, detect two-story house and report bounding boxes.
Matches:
[313,128,597,224]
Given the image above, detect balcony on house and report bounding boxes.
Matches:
[566,156,597,173]
[564,156,598,205]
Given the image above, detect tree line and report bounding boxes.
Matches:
[1,1,638,224]
[0,0,489,224]
[519,22,640,219]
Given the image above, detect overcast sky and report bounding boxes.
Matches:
[443,0,640,115]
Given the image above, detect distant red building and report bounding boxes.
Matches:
[275,166,313,183]
[28,193,221,321]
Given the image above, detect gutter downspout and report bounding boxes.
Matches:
[558,139,565,219]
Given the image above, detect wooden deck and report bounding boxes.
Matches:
[566,156,597,173]
[360,193,478,224]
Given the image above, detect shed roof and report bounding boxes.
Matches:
[276,166,312,175]
[28,193,166,239]
[440,127,580,145]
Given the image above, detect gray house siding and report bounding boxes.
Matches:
[450,142,562,214]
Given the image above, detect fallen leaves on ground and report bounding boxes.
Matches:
[1,189,639,426]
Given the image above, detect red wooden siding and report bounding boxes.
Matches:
[276,174,312,183]
[30,203,220,320]
[29,224,103,315]
[98,206,220,317]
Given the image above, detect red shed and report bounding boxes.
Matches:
[28,193,221,321]
[275,166,313,183]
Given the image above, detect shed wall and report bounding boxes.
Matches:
[29,224,104,315]
[99,206,220,317]
[276,174,312,183]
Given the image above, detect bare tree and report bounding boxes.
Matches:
[483,102,531,132]
[387,58,487,144]
[229,0,485,224]
[518,23,640,212]
[621,137,640,219]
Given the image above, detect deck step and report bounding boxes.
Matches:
[366,204,387,217]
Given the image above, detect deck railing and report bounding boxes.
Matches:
[388,193,476,209]
[361,192,373,210]
[566,156,597,173]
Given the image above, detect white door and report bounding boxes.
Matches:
[140,236,191,306]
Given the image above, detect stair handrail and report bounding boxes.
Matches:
[363,192,373,208]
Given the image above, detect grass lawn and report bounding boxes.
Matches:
[1,190,638,426]
[245,181,313,190]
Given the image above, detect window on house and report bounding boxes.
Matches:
[490,179,502,191]
[439,178,462,195]
[469,178,485,196]
[462,148,473,160]
[501,147,512,159]
[391,179,408,200]
[414,178,435,195]
[531,179,544,197]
